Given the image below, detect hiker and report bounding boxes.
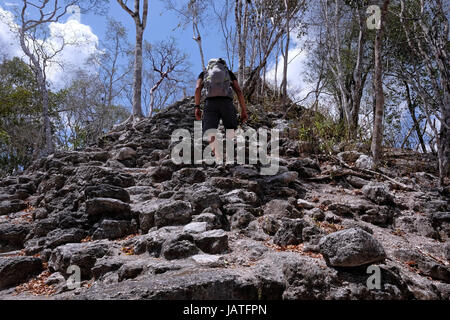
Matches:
[194,58,248,161]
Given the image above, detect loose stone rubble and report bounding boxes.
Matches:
[0,97,448,300]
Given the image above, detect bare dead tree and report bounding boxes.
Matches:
[89,18,131,110]
[320,0,369,140]
[243,1,296,101]
[189,0,207,71]
[235,0,245,85]
[144,38,190,116]
[58,69,129,148]
[399,0,449,185]
[0,0,106,156]
[280,0,291,110]
[403,80,427,153]
[8,0,82,157]
[371,0,390,166]
[274,38,281,98]
[210,0,237,70]
[167,0,208,71]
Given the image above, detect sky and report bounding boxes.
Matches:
[0,1,439,151]
[0,0,310,100]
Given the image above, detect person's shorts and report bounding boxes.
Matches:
[202,97,238,135]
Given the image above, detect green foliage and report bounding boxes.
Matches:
[0,57,43,177]
[69,125,88,150]
[295,108,347,155]
[56,71,130,150]
[0,130,10,144]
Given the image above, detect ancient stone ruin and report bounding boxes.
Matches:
[0,97,449,299]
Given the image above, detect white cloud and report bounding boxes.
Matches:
[0,6,100,90]
[0,6,22,59]
[45,19,100,90]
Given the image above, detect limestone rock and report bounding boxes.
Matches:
[84,184,130,203]
[161,234,199,260]
[0,256,42,289]
[355,154,375,170]
[319,228,386,267]
[116,147,136,161]
[154,200,192,228]
[194,230,229,254]
[273,219,306,246]
[85,198,131,220]
[362,182,394,205]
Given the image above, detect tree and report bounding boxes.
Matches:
[398,0,449,185]
[0,57,43,176]
[402,80,427,153]
[371,0,390,166]
[383,6,429,153]
[143,38,191,116]
[280,0,305,109]
[317,0,371,139]
[189,0,207,71]
[15,0,76,156]
[93,18,131,109]
[210,0,238,71]
[235,0,250,85]
[1,0,105,157]
[166,0,209,71]
[116,0,149,121]
[57,70,129,149]
[242,0,293,101]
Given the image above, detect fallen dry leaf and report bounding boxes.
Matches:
[264,242,323,259]
[81,236,93,243]
[14,270,56,297]
[121,246,135,255]
[316,221,344,234]
[115,234,139,242]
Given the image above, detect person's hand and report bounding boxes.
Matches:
[240,110,248,123]
[195,107,202,121]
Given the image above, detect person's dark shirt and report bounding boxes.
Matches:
[198,70,237,81]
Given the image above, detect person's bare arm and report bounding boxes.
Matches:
[231,80,248,122]
[194,78,203,120]
[195,78,203,105]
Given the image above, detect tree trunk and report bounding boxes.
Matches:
[193,21,206,71]
[440,113,449,181]
[235,0,244,85]
[133,23,144,119]
[106,33,121,108]
[245,29,284,101]
[281,0,290,110]
[274,43,279,98]
[404,80,427,153]
[19,33,53,157]
[399,0,449,184]
[242,0,249,83]
[328,0,352,135]
[324,0,367,140]
[149,75,167,117]
[41,80,53,156]
[371,0,390,166]
[117,0,148,120]
[349,8,366,139]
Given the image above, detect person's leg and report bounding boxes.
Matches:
[202,100,220,162]
[218,99,238,163]
[219,99,238,131]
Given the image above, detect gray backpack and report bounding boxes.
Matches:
[203,59,234,99]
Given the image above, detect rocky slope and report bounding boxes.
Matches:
[0,97,449,300]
